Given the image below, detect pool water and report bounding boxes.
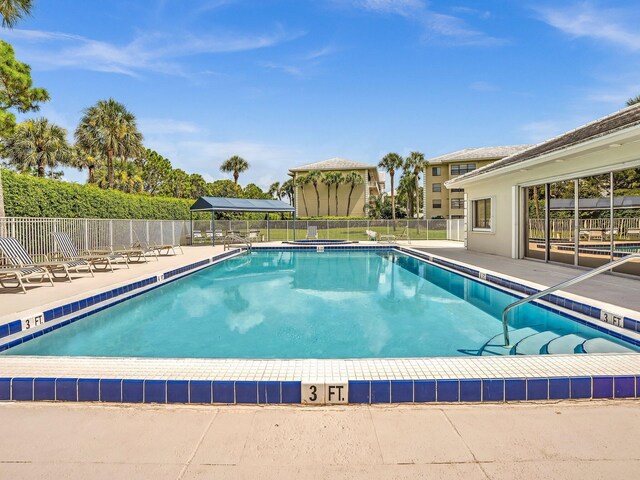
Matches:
[5,250,638,358]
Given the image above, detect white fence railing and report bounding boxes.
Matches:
[0,217,465,258]
[528,218,640,240]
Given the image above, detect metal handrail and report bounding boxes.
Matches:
[501,253,640,346]
[223,234,251,253]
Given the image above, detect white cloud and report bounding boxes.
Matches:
[535,2,640,51]
[334,0,504,46]
[260,61,305,77]
[143,138,305,189]
[138,118,203,135]
[4,27,304,77]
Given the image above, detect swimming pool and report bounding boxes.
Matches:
[4,249,638,358]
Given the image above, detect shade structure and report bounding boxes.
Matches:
[550,196,640,211]
[190,197,295,213]
[189,197,296,245]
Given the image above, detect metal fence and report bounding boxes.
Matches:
[0,217,465,259]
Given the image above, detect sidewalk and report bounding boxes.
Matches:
[0,400,638,479]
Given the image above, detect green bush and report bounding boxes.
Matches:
[2,169,196,219]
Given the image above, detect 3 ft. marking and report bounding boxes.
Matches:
[600,310,624,328]
[302,382,349,404]
[21,313,45,331]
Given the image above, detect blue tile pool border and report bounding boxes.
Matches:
[0,375,637,405]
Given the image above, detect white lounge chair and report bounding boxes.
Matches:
[365,230,378,241]
[306,226,318,239]
[0,267,54,293]
[52,232,129,270]
[0,236,92,282]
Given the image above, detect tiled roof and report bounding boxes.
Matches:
[448,104,640,185]
[429,145,532,164]
[289,157,376,172]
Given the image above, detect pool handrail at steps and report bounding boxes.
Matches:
[501,253,640,346]
[223,234,251,254]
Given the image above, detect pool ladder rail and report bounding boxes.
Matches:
[501,253,640,346]
[223,234,252,254]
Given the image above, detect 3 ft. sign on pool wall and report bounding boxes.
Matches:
[302,382,348,404]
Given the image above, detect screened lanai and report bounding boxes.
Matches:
[189,197,296,245]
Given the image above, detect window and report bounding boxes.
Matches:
[451,188,464,193]
[432,199,441,208]
[451,163,477,176]
[432,183,441,192]
[451,198,464,209]
[451,215,464,219]
[431,167,441,176]
[472,198,492,230]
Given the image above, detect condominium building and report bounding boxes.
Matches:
[289,157,385,217]
[424,145,531,219]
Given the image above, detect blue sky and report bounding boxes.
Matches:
[4,0,640,188]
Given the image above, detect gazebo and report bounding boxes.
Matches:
[189,197,296,245]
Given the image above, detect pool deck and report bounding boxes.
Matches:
[1,400,638,479]
[415,243,640,314]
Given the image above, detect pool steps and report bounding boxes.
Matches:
[481,327,634,356]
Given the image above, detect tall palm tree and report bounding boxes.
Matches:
[294,174,310,216]
[281,178,294,206]
[220,155,249,187]
[321,172,334,216]
[378,153,404,221]
[0,0,31,28]
[344,171,363,217]
[405,151,427,219]
[3,118,72,177]
[268,181,282,200]
[332,172,344,216]
[306,170,322,216]
[75,98,143,189]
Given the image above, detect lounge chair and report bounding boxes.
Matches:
[246,230,262,242]
[52,232,130,270]
[0,267,54,293]
[365,230,378,241]
[0,236,93,282]
[306,226,318,240]
[132,231,183,256]
[627,228,640,238]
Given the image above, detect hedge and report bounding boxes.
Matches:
[2,170,195,220]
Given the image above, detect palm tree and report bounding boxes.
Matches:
[306,170,322,216]
[378,153,404,221]
[344,171,363,217]
[294,174,310,216]
[75,98,143,189]
[281,178,294,206]
[332,172,344,216]
[321,172,334,216]
[398,170,416,217]
[627,95,640,107]
[268,181,282,200]
[72,146,102,183]
[96,159,143,193]
[405,151,427,219]
[3,118,72,177]
[0,0,31,28]
[220,155,249,187]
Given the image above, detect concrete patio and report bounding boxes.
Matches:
[0,400,637,479]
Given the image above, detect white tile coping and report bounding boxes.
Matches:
[0,353,639,382]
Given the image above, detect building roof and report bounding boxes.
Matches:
[448,104,640,185]
[429,145,532,164]
[190,197,295,213]
[289,157,376,172]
